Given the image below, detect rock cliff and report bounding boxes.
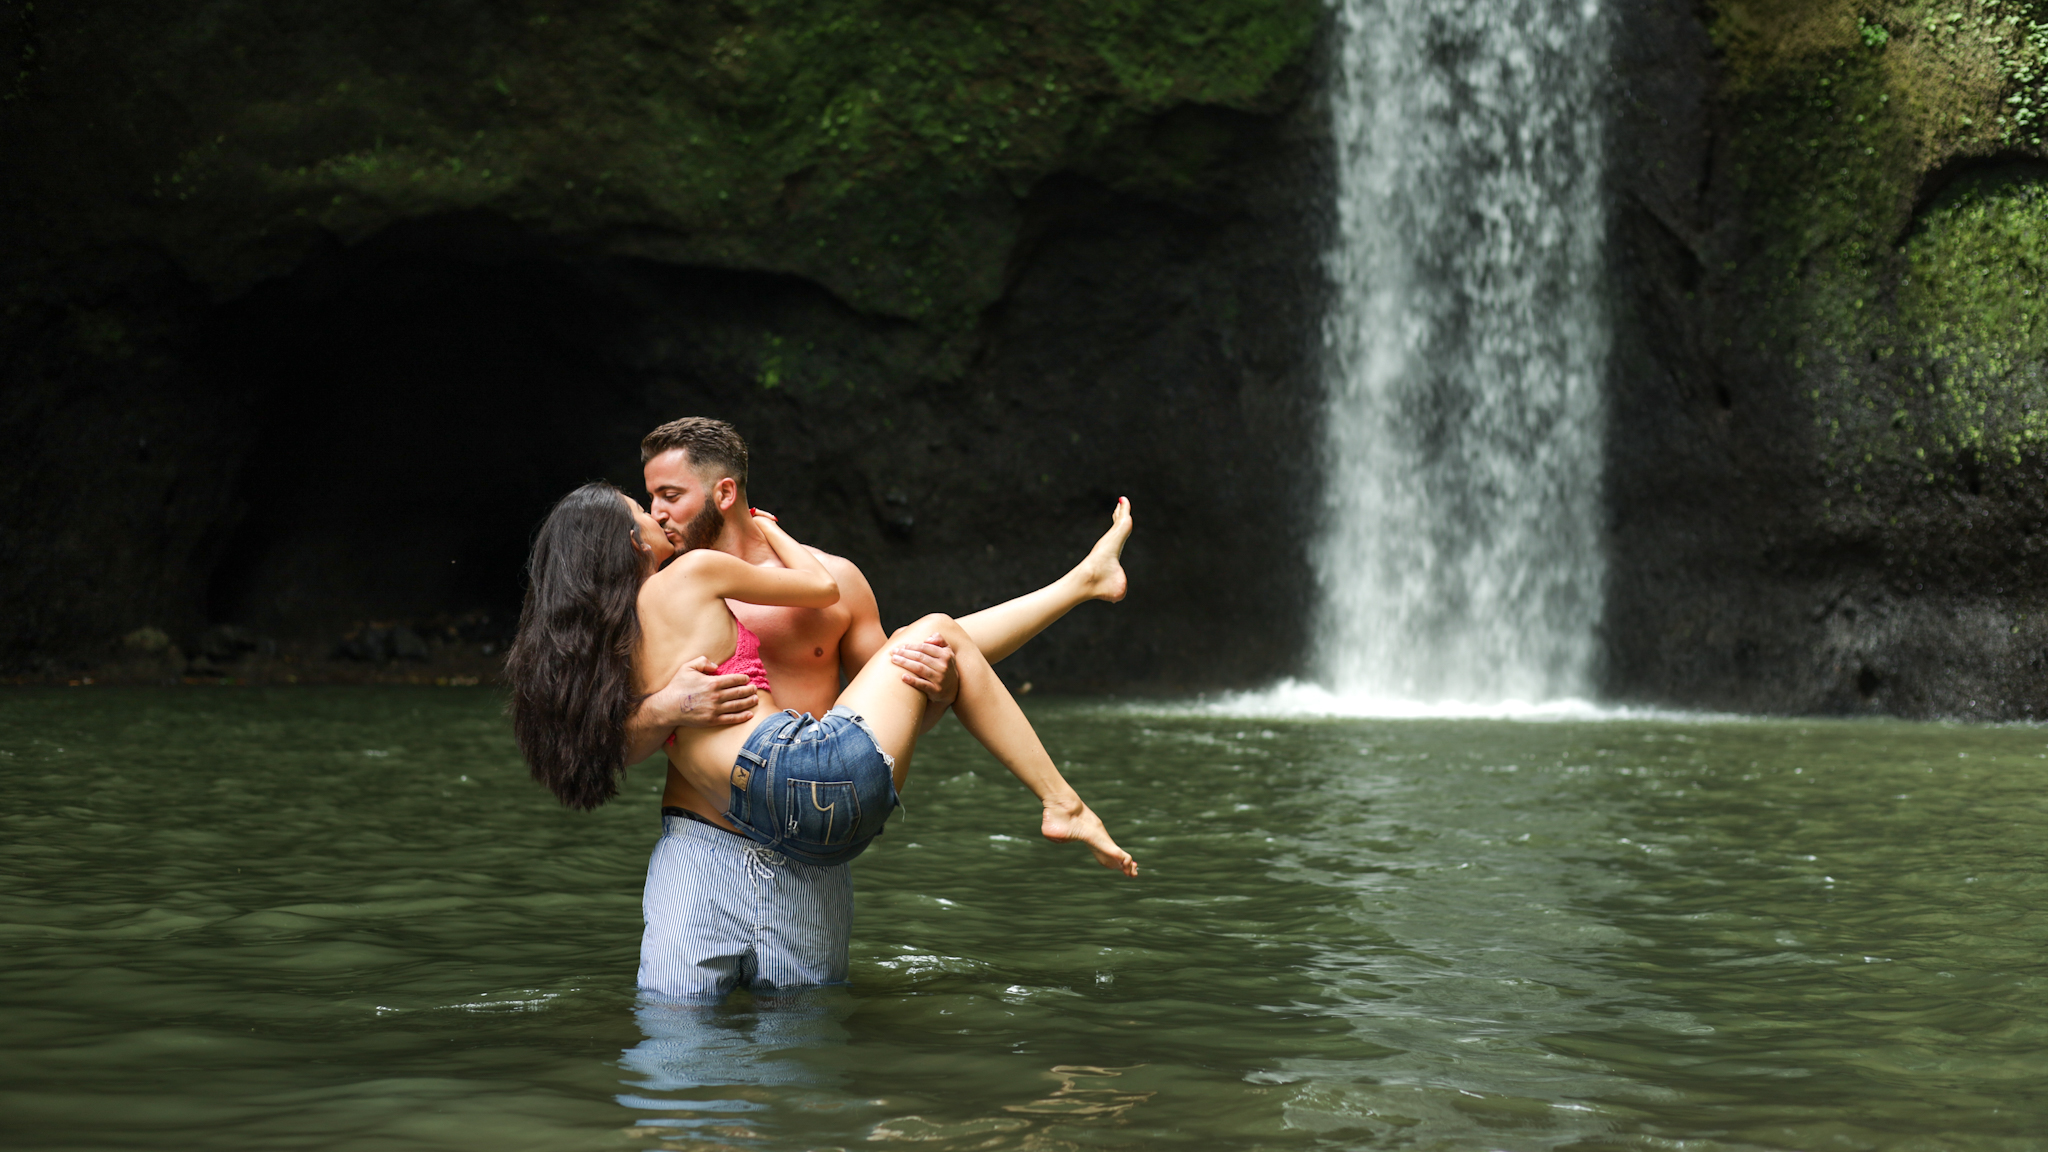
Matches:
[16,0,2042,714]
[1,0,1328,689]
[1608,0,2048,717]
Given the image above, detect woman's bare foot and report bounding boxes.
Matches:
[1042,795,1138,876]
[1076,497,1132,603]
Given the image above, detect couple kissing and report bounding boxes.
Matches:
[506,417,1137,999]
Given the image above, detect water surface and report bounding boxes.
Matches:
[2,688,2043,1150]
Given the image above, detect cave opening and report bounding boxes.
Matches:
[188,216,661,648]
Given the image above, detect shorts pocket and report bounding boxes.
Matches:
[784,779,861,847]
[729,748,766,827]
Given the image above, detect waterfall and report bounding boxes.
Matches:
[1314,0,1611,705]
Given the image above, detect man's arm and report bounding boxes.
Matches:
[825,552,959,731]
[622,657,756,764]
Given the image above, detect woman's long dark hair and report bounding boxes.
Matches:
[506,481,647,809]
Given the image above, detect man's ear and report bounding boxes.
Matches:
[713,477,740,512]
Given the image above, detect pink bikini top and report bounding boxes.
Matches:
[714,614,775,695]
[664,615,774,750]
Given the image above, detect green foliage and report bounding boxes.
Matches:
[1904,0,2048,145]
[1988,3,2048,143]
[68,308,132,360]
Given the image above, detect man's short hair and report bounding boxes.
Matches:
[640,417,749,493]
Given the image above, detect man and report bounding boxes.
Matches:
[623,417,959,997]
[622,418,958,763]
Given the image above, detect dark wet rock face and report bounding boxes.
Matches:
[0,0,1329,692]
[25,0,2042,715]
[1605,0,2048,718]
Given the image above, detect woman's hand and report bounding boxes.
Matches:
[749,507,778,522]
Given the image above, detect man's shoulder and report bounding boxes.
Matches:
[810,547,879,621]
[809,547,870,582]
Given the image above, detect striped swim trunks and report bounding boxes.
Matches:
[637,810,854,998]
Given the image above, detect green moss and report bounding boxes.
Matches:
[1719,45,1913,496]
[1711,0,2048,506]
[756,333,786,390]
[1901,178,2048,461]
[182,0,1315,330]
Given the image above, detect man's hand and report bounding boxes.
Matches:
[622,657,756,764]
[663,657,759,726]
[891,634,959,733]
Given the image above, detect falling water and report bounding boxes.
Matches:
[1314,0,1611,704]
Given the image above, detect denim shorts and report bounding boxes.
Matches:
[727,705,899,867]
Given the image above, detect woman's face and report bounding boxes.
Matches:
[619,493,676,568]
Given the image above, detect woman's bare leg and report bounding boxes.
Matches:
[839,613,1137,876]
[942,499,1134,664]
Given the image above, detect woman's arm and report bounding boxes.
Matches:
[668,513,839,608]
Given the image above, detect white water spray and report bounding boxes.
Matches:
[1313,0,1611,706]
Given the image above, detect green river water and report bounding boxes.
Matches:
[1,687,2043,1151]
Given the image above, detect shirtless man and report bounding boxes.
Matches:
[621,418,958,771]
[619,417,1127,995]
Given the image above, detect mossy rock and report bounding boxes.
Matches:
[4,0,1319,335]
[0,0,1328,683]
[1900,171,2048,463]
[1709,0,2048,510]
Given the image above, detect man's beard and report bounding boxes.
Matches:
[674,497,725,553]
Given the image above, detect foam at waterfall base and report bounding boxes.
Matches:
[1136,680,1704,722]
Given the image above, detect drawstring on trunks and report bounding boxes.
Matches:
[742,843,783,882]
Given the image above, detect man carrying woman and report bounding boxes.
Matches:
[508,418,1136,998]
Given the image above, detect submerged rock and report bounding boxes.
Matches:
[196,625,264,663]
[121,627,172,654]
[333,625,434,665]
[389,626,431,663]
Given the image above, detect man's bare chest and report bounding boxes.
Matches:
[727,599,847,678]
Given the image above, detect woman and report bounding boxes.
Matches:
[508,482,1137,879]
